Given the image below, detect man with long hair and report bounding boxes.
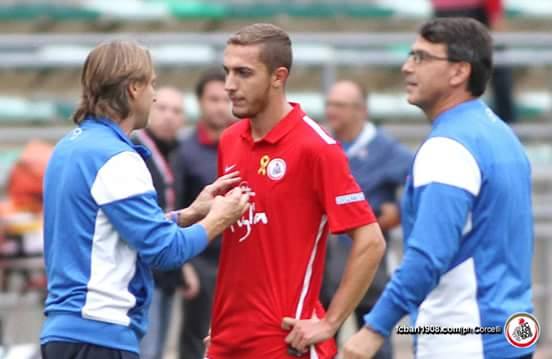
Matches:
[40,40,249,359]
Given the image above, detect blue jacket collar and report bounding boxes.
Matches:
[432,98,482,128]
[81,116,152,159]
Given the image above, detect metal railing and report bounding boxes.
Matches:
[2,32,552,91]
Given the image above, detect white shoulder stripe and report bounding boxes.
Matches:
[91,151,155,205]
[302,116,336,144]
[413,137,481,196]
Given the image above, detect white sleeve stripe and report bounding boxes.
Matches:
[336,192,365,205]
[91,151,155,205]
[413,137,481,196]
[302,116,336,144]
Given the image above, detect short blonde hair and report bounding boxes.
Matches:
[227,23,292,73]
[72,40,153,124]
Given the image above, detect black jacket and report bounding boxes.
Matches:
[171,126,221,264]
[133,129,182,295]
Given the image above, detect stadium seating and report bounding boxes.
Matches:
[0,1,550,22]
[0,91,549,125]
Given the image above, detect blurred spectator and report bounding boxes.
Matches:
[133,86,185,359]
[0,140,53,291]
[0,140,52,253]
[171,68,234,359]
[7,140,53,214]
[321,80,412,359]
[431,0,517,123]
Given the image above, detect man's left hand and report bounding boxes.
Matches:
[190,171,241,217]
[281,315,336,354]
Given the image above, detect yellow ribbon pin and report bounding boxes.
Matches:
[258,155,270,175]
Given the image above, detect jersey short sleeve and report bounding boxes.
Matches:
[313,143,376,234]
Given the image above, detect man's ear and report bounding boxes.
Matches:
[128,80,140,100]
[272,66,289,89]
[450,62,471,88]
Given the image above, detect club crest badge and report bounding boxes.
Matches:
[267,158,286,181]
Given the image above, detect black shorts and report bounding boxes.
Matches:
[41,341,139,359]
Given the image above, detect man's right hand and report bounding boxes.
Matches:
[199,187,250,241]
[181,263,200,300]
[342,326,384,359]
[377,202,400,231]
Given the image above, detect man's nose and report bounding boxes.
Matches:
[402,58,414,75]
[225,73,237,92]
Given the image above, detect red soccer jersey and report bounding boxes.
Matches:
[208,103,376,359]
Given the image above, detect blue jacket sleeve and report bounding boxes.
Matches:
[101,191,208,270]
[364,182,474,336]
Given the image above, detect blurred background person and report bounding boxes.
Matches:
[133,86,185,359]
[171,68,234,359]
[0,140,53,293]
[431,0,516,123]
[321,80,413,359]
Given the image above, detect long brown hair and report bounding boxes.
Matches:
[72,40,153,124]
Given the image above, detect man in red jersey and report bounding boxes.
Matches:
[206,23,386,359]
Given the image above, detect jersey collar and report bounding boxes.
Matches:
[197,121,219,147]
[343,122,376,158]
[240,102,304,145]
